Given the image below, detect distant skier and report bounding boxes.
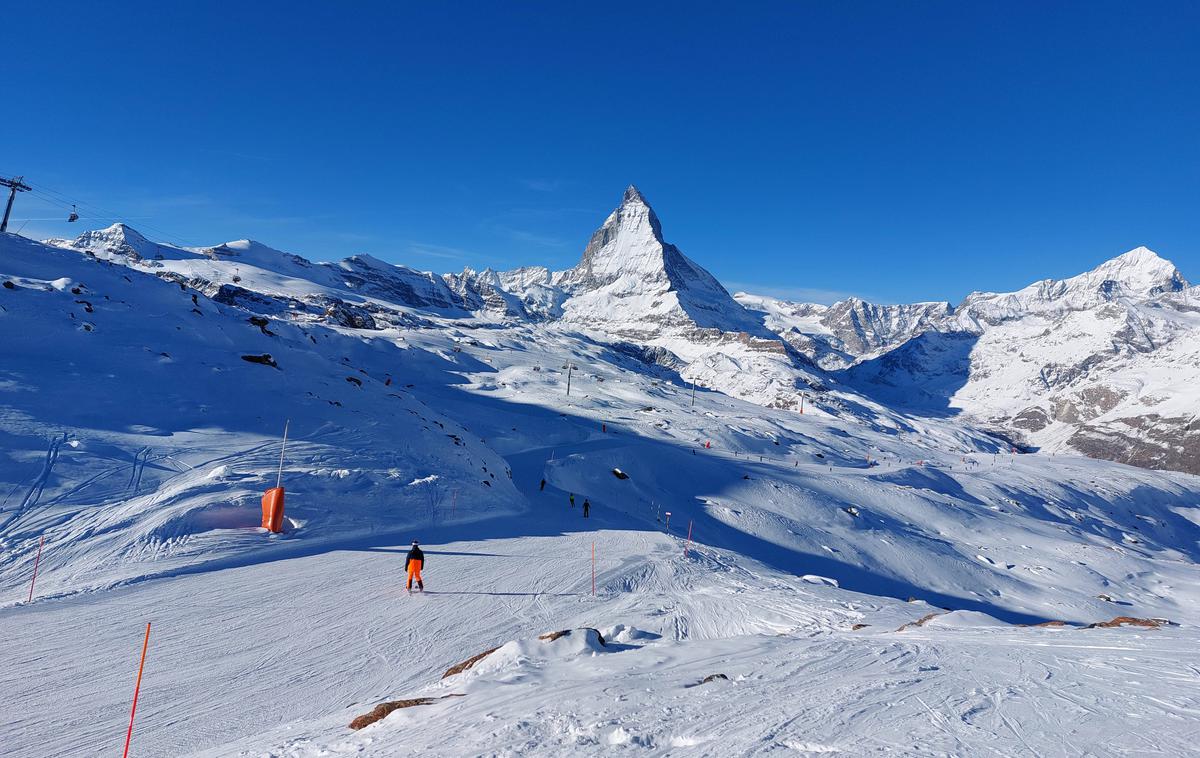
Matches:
[569,493,576,508]
[582,499,591,518]
[540,478,547,492]
[405,540,425,591]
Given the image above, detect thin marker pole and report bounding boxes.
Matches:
[684,520,693,557]
[123,623,152,758]
[276,420,290,489]
[591,542,596,597]
[27,535,44,603]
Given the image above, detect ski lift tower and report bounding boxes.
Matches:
[564,361,578,396]
[0,176,31,233]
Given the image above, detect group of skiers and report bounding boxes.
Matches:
[541,478,591,517]
[405,476,595,593]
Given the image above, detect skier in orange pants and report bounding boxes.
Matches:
[406,540,425,591]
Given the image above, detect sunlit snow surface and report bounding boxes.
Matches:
[2,230,1199,757]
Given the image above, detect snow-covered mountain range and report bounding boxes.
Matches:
[48,185,1200,475]
[739,246,1199,474]
[5,186,1200,756]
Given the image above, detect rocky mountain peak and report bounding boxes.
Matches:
[622,184,648,205]
[954,246,1189,327]
[1084,246,1187,296]
[557,186,768,336]
[58,222,159,261]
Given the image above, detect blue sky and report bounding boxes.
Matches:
[5,2,1198,303]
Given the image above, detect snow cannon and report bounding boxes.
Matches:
[261,486,285,533]
[262,420,290,533]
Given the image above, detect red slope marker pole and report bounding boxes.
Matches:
[123,623,151,758]
[27,535,44,603]
[684,520,693,557]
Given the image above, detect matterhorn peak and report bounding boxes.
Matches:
[622,184,648,206]
[557,186,768,336]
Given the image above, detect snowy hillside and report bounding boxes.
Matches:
[5,189,1200,757]
[0,233,522,598]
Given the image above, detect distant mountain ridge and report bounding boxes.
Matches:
[43,191,1200,474]
[738,248,1198,473]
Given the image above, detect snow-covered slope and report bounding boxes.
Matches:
[6,193,1200,756]
[0,232,520,597]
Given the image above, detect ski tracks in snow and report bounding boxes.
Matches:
[0,431,67,533]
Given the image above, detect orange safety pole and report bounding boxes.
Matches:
[27,534,44,603]
[591,542,595,596]
[684,520,693,557]
[123,623,151,758]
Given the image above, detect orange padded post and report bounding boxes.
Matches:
[261,487,285,533]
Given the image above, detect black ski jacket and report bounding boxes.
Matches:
[406,546,425,569]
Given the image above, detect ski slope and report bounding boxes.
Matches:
[4,226,1200,756]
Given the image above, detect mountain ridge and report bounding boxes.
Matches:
[40,192,1199,475]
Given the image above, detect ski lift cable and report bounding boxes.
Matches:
[28,184,197,249]
[22,188,148,233]
[23,184,195,247]
[22,191,92,223]
[7,176,200,249]
[25,193,124,225]
[3,190,106,226]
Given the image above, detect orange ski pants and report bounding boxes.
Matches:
[407,560,423,589]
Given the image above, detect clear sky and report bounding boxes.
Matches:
[5,2,1198,304]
